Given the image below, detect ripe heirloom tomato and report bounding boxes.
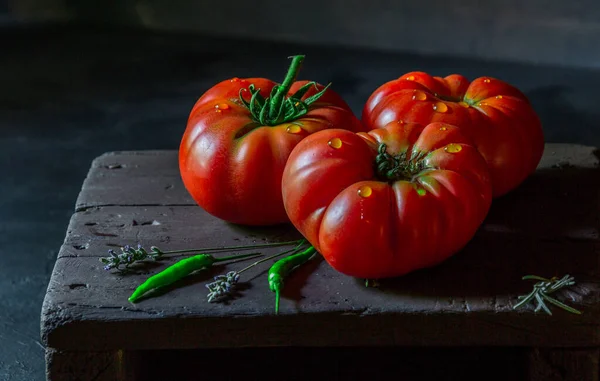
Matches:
[179,55,365,226]
[362,72,544,197]
[282,121,492,279]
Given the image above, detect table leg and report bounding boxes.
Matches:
[46,348,137,381]
[528,347,599,381]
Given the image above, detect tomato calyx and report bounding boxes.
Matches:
[238,55,331,126]
[433,93,462,103]
[375,143,426,182]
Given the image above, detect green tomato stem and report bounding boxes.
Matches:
[239,55,330,126]
[269,55,305,120]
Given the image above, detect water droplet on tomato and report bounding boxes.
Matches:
[397,120,404,124]
[417,188,427,196]
[286,124,302,134]
[433,102,448,113]
[215,103,230,112]
[406,75,415,81]
[412,90,427,101]
[439,126,448,131]
[328,138,343,149]
[358,185,373,198]
[458,101,469,108]
[496,95,503,99]
[444,143,463,153]
[483,78,491,83]
[230,77,240,82]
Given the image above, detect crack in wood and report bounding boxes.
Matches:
[76,203,196,212]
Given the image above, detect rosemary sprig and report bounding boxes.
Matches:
[206,240,307,302]
[513,274,582,315]
[99,240,302,271]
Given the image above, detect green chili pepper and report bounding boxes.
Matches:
[128,252,261,303]
[268,246,317,314]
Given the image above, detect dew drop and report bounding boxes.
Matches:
[406,75,415,81]
[328,137,343,149]
[286,124,302,134]
[458,101,469,108]
[417,188,427,196]
[496,95,503,99]
[230,77,240,82]
[215,103,230,112]
[358,185,373,198]
[397,120,405,124]
[412,90,427,101]
[483,78,491,83]
[439,126,448,131]
[444,143,463,153]
[433,102,448,113]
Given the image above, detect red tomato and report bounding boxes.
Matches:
[282,121,492,279]
[362,72,544,197]
[179,56,365,226]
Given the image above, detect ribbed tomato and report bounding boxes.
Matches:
[282,121,492,279]
[179,56,365,226]
[362,72,544,197]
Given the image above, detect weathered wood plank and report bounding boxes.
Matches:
[45,346,527,381]
[61,206,301,258]
[42,231,600,350]
[42,144,600,353]
[74,144,600,210]
[75,151,194,211]
[45,348,136,381]
[52,215,600,314]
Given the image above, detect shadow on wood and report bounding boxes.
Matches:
[372,166,600,303]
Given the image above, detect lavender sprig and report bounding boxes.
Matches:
[206,271,240,302]
[205,240,307,303]
[100,244,163,271]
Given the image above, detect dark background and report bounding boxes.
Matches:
[2,1,600,380]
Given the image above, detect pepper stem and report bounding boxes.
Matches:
[211,252,263,263]
[153,239,303,256]
[236,240,307,275]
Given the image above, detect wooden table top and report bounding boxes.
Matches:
[41,144,600,352]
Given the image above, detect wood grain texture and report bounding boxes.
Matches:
[75,150,194,210]
[42,144,600,353]
[45,348,134,381]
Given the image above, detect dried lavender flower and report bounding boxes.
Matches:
[99,244,164,271]
[206,271,240,302]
